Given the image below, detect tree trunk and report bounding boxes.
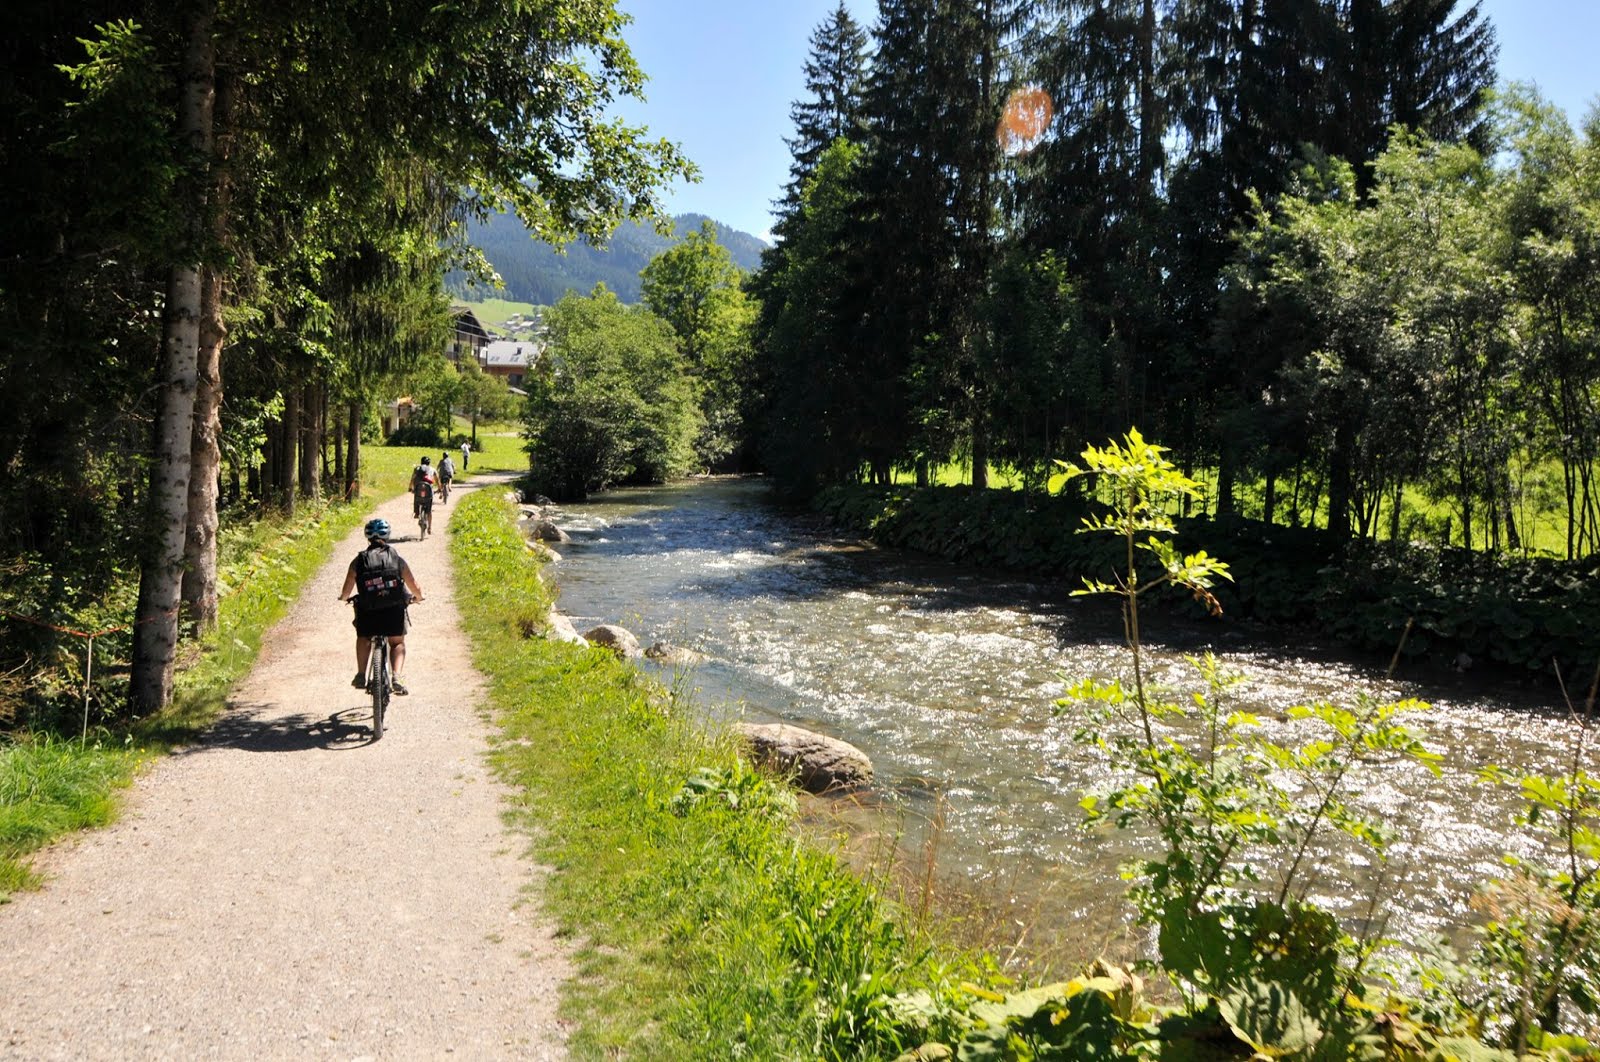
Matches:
[333,397,346,493]
[971,404,989,490]
[1325,423,1353,540]
[131,5,215,713]
[1216,445,1236,518]
[1262,468,1277,525]
[298,382,319,500]
[179,68,233,636]
[180,264,225,634]
[346,399,362,500]
[278,382,299,516]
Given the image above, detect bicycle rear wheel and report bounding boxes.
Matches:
[370,637,389,739]
[419,508,431,538]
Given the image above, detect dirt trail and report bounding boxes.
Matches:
[0,474,571,1060]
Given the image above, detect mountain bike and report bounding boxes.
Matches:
[417,501,432,539]
[367,632,392,738]
[438,477,451,504]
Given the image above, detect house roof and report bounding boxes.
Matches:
[482,339,542,369]
[450,306,490,342]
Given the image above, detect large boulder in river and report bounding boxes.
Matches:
[529,518,570,544]
[737,723,873,794]
[584,623,642,659]
[644,641,708,667]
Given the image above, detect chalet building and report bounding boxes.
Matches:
[447,306,490,366]
[480,339,542,389]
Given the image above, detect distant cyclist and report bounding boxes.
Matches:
[338,518,424,694]
[437,451,455,501]
[410,455,436,519]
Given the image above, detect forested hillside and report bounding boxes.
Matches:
[454,211,766,303]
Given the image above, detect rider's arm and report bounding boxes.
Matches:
[338,561,358,601]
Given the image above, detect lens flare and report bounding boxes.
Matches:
[997,85,1053,156]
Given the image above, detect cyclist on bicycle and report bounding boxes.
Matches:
[410,456,436,519]
[338,518,424,694]
[437,451,455,501]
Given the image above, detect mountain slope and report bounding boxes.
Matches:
[455,212,768,305]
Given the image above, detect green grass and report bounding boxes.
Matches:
[0,734,141,895]
[889,462,1026,489]
[454,297,542,331]
[449,490,969,1059]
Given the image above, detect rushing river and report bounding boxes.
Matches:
[541,478,1580,966]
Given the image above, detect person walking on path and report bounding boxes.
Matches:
[339,517,423,695]
[0,474,570,1059]
[460,439,471,470]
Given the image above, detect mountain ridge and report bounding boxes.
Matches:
[453,212,768,305]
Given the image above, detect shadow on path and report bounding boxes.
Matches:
[178,703,377,753]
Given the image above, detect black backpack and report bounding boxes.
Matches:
[354,544,405,610]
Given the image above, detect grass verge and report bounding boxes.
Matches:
[449,490,971,1059]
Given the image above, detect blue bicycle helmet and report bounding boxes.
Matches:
[364,518,391,541]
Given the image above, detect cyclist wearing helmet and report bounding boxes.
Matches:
[410,455,436,519]
[437,451,455,499]
[338,518,424,694]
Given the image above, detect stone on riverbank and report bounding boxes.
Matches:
[737,722,873,794]
[584,623,642,659]
[527,518,569,544]
[546,611,587,646]
[644,641,707,667]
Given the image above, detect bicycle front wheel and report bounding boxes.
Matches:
[371,638,388,739]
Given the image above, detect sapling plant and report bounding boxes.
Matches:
[1465,662,1600,1053]
[1054,429,1441,1038]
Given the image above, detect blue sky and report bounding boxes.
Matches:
[614,0,1600,241]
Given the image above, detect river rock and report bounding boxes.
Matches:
[737,722,873,794]
[644,641,707,667]
[546,611,587,646]
[584,623,642,659]
[529,518,570,544]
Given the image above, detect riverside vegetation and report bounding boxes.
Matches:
[456,437,1600,1059]
[814,481,1600,684]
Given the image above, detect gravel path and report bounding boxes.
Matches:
[0,474,571,1060]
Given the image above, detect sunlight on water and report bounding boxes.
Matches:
[544,479,1576,966]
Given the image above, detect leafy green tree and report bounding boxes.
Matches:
[639,221,755,470]
[524,286,699,500]
[399,358,462,445]
[456,359,518,446]
[1496,87,1600,558]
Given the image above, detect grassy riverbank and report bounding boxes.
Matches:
[0,439,526,899]
[448,489,976,1059]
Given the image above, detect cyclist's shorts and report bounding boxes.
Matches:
[353,605,407,638]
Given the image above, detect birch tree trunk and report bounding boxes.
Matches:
[132,4,215,712]
[181,72,234,634]
[180,264,225,633]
